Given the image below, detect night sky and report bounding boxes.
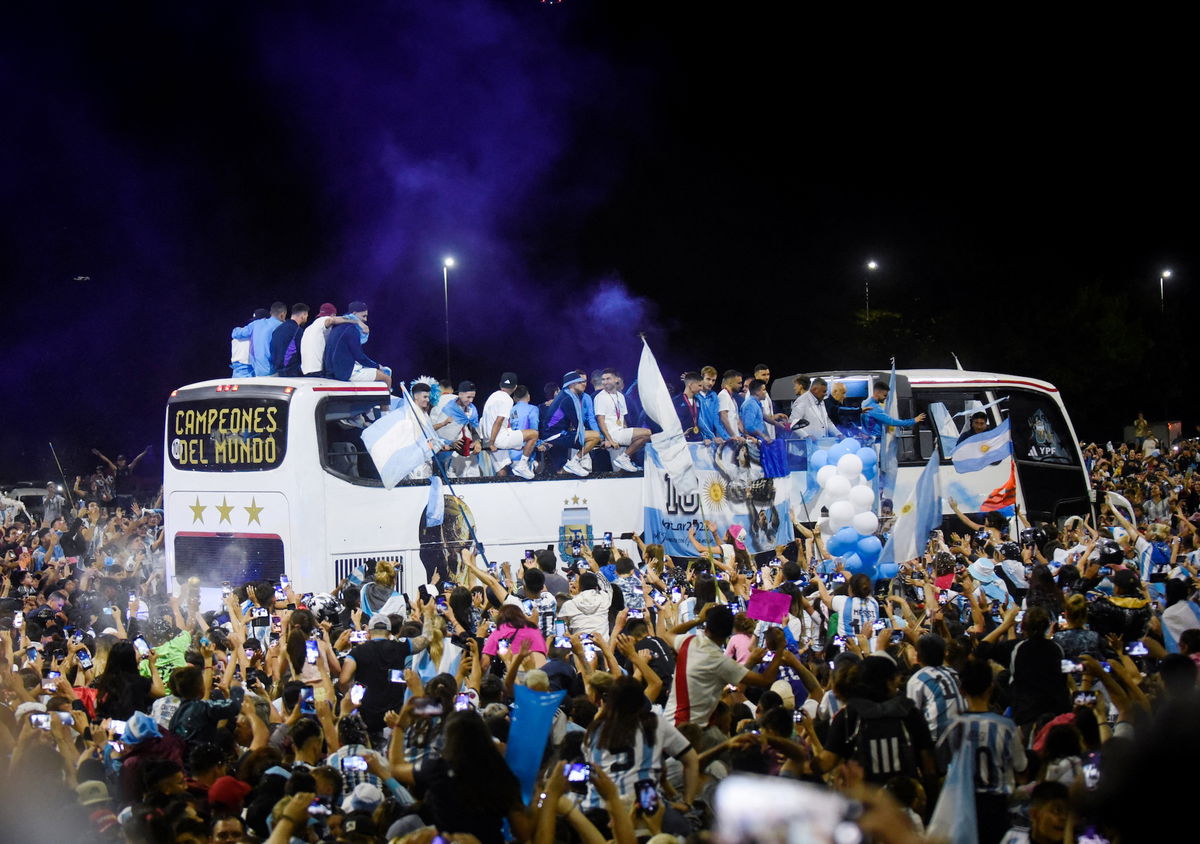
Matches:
[3,3,1196,484]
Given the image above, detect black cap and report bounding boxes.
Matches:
[252,308,269,319]
[457,380,476,393]
[500,372,518,388]
[347,300,368,313]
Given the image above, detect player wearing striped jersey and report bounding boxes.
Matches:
[906,633,965,741]
[582,674,700,829]
[937,658,1028,844]
[814,572,881,636]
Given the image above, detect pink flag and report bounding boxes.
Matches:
[746,588,791,624]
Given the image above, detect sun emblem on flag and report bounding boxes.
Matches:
[900,502,915,515]
[980,444,990,453]
[702,479,727,510]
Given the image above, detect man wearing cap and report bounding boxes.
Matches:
[301,303,359,376]
[338,611,435,742]
[542,370,603,476]
[323,301,391,389]
[269,302,309,377]
[594,367,651,473]
[229,307,267,378]
[482,372,538,479]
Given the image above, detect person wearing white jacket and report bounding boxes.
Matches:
[558,572,613,636]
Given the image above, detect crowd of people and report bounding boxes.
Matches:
[2,430,1200,842]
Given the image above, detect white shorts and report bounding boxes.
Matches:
[350,367,380,382]
[607,427,634,447]
[492,428,524,450]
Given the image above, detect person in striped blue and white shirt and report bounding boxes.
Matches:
[937,658,1028,844]
[906,633,965,742]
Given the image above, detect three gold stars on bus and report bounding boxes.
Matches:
[189,496,264,525]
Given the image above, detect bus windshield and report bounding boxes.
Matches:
[167,392,290,471]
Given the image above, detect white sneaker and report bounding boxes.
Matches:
[513,459,535,480]
[563,457,589,477]
[613,453,638,472]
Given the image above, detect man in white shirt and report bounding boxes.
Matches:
[717,370,746,442]
[792,377,839,439]
[788,375,811,426]
[593,368,650,473]
[482,372,537,479]
[300,302,358,376]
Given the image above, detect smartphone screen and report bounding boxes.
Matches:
[349,630,368,643]
[77,649,93,669]
[636,779,659,814]
[132,637,151,658]
[109,719,127,737]
[454,691,472,711]
[350,683,365,705]
[305,640,319,664]
[280,574,290,587]
[341,755,368,771]
[524,549,534,560]
[299,687,316,715]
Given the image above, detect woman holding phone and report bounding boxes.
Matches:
[95,640,164,720]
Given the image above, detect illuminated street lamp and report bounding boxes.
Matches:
[443,257,455,380]
[865,260,879,320]
[1160,268,1172,313]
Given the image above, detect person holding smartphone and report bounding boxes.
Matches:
[338,608,435,744]
[95,640,165,720]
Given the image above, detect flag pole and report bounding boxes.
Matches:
[49,442,75,509]
[394,383,493,575]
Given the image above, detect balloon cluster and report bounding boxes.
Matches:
[811,438,887,579]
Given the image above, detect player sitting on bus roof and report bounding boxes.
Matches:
[594,368,650,473]
[541,371,603,477]
[482,373,538,480]
[269,302,308,377]
[322,301,391,391]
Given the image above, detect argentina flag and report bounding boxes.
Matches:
[362,398,434,489]
[952,418,1012,473]
[879,449,942,566]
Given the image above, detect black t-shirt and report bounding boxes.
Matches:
[414,757,509,844]
[348,638,414,730]
[95,673,153,721]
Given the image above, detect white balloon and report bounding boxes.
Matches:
[848,485,875,514]
[825,475,852,500]
[852,510,879,536]
[829,500,854,531]
[816,465,838,488]
[836,453,863,479]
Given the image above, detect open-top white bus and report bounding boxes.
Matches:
[164,369,1092,598]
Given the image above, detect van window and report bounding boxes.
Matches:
[167,397,289,472]
[174,534,285,586]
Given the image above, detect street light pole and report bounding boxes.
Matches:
[443,257,455,381]
[865,260,878,320]
[1160,268,1172,313]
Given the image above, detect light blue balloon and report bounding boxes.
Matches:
[877,561,900,579]
[828,441,850,461]
[862,465,877,481]
[857,446,878,468]
[840,437,858,451]
[857,535,882,562]
[810,449,829,470]
[842,552,864,573]
[833,526,858,554]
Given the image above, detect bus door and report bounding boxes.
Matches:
[998,390,1091,523]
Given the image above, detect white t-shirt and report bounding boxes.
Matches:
[481,390,514,445]
[300,315,337,374]
[663,632,749,727]
[593,390,628,434]
[718,390,740,436]
[759,394,776,441]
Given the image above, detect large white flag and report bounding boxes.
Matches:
[636,338,698,495]
[361,396,434,489]
[879,448,941,566]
